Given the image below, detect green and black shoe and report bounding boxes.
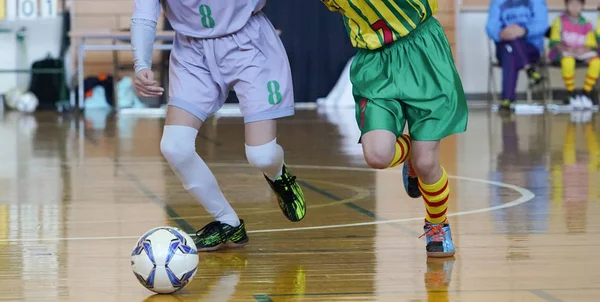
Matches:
[265,165,306,222]
[194,220,249,252]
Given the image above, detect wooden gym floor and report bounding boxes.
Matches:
[0,108,599,302]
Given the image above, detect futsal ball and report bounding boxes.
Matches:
[131,227,199,294]
[16,92,39,113]
[4,87,24,109]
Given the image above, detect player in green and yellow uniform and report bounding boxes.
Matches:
[321,0,468,258]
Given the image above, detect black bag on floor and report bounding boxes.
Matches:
[27,56,69,111]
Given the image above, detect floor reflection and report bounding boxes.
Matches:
[0,109,599,301]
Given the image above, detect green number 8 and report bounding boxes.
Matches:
[199,5,215,28]
[267,81,283,105]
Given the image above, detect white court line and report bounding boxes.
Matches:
[0,164,535,242]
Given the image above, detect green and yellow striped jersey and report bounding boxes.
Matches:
[322,0,438,49]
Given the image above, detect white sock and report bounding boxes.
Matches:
[245,138,284,180]
[161,125,240,227]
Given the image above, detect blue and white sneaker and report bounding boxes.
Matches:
[420,220,455,258]
[402,160,421,198]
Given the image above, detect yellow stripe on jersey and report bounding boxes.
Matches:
[321,0,437,50]
[549,18,562,43]
[427,0,438,15]
[371,1,414,32]
[585,30,597,48]
[597,16,600,39]
[346,17,369,49]
[337,0,386,49]
[404,0,426,22]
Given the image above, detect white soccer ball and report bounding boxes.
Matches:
[5,87,24,109]
[131,227,199,294]
[16,92,39,113]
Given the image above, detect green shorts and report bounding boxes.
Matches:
[352,17,468,141]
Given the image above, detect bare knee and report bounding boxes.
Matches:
[361,130,397,169]
[411,141,441,179]
[363,144,395,169]
[411,154,439,177]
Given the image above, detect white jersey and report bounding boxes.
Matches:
[132,0,267,38]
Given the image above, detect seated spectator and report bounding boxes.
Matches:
[486,0,548,110]
[549,0,598,109]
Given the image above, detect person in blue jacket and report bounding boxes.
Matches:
[486,0,549,110]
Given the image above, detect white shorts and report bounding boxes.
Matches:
[168,12,295,123]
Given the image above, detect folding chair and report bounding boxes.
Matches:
[487,39,551,114]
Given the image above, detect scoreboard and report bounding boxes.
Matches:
[0,0,58,20]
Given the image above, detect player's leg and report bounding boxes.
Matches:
[410,140,453,257]
[162,34,247,251]
[224,12,305,222]
[350,49,417,198]
[400,18,468,257]
[353,97,409,169]
[245,119,306,222]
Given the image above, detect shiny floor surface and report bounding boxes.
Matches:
[0,108,599,302]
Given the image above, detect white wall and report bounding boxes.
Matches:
[0,18,63,94]
[459,10,599,95]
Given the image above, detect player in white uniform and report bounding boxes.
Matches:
[131,0,306,252]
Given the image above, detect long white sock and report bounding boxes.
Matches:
[161,125,240,227]
[245,138,284,180]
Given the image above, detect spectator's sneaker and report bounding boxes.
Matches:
[499,99,513,111]
[526,67,543,86]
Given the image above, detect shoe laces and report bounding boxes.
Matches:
[196,221,223,238]
[419,224,446,242]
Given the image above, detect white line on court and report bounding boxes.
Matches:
[0,164,535,242]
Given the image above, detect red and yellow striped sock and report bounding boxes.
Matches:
[419,167,450,224]
[388,134,411,168]
[584,57,600,93]
[561,56,576,92]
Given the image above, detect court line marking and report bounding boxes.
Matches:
[48,179,369,225]
[528,289,565,302]
[0,164,534,242]
[298,179,422,237]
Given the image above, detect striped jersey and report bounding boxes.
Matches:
[549,14,596,49]
[321,0,438,49]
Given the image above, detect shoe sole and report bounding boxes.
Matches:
[283,211,306,222]
[197,240,249,252]
[427,251,456,258]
